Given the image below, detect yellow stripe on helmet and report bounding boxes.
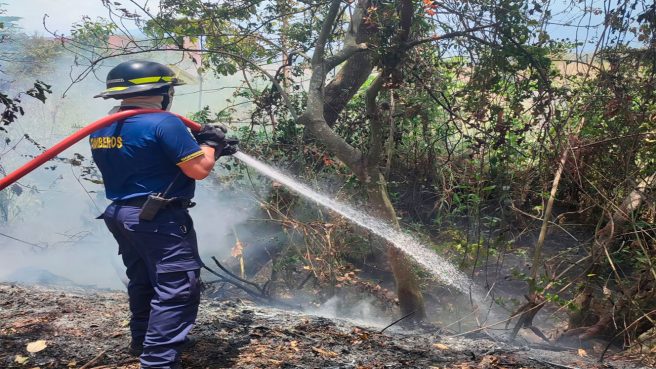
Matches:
[129,76,164,84]
[127,76,178,84]
[103,86,130,92]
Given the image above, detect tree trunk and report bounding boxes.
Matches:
[298,0,427,323]
[322,1,376,128]
[364,167,427,321]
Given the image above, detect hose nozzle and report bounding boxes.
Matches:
[218,137,240,158]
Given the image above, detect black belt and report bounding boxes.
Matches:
[116,196,195,209]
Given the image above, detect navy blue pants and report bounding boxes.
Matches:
[102,202,203,369]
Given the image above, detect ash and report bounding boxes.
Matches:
[0,284,645,369]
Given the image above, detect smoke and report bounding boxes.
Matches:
[0,50,258,290]
[309,296,391,328]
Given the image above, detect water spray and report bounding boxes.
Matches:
[232,152,488,305]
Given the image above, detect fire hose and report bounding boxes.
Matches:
[0,109,202,191]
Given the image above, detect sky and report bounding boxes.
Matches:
[4,0,151,35]
[6,0,609,50]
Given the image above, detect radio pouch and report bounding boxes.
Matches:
[138,194,168,220]
[138,172,182,220]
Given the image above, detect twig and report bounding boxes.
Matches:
[527,343,577,352]
[379,310,417,334]
[211,256,264,294]
[80,350,107,369]
[297,272,314,290]
[89,358,139,369]
[452,301,547,338]
[0,232,45,249]
[529,357,582,369]
[0,311,31,319]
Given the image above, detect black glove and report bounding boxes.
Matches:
[217,137,239,158]
[193,124,227,151]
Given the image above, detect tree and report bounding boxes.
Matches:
[58,0,557,324]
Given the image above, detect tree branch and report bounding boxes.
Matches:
[365,73,385,167]
[299,0,367,174]
[404,22,501,49]
[311,0,342,67]
[324,1,368,72]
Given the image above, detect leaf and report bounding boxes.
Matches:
[15,356,29,364]
[578,348,588,357]
[26,340,47,353]
[312,347,338,357]
[434,343,450,350]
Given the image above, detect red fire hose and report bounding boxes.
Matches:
[0,109,202,191]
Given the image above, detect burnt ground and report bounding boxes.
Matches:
[0,283,648,369]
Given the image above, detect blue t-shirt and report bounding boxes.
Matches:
[90,112,204,201]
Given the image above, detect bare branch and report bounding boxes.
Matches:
[404,22,501,49]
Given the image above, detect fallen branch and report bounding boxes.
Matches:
[202,265,297,310]
[211,256,264,294]
[80,349,107,369]
[526,326,551,343]
[379,310,417,333]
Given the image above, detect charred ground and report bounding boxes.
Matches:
[0,283,645,369]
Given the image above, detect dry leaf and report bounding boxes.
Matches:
[578,348,588,357]
[26,341,47,353]
[111,331,124,338]
[15,356,29,364]
[67,362,77,367]
[312,347,338,357]
[434,343,450,350]
[360,333,369,340]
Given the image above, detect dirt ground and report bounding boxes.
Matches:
[0,283,648,369]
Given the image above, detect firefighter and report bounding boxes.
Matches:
[91,60,235,369]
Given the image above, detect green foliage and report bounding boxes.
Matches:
[70,16,117,47]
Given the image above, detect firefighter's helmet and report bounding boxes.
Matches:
[94,60,187,99]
